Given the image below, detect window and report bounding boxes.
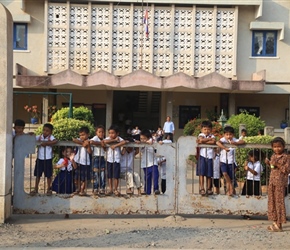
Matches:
[252,31,277,57]
[179,106,201,129]
[13,23,27,50]
[237,107,260,117]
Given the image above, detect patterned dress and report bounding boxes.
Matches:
[268,153,290,224]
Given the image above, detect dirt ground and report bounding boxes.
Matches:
[1,214,290,249]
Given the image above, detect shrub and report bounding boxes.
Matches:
[235,135,273,185]
[51,106,94,124]
[35,118,95,141]
[183,119,223,138]
[226,112,265,138]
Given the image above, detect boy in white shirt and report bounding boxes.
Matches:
[216,126,245,196]
[196,120,216,196]
[90,125,106,195]
[31,123,57,196]
[103,125,126,196]
[73,126,92,196]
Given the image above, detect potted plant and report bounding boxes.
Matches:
[280,120,288,129]
[24,105,40,124]
[48,105,58,121]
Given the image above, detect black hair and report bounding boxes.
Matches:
[248,149,260,161]
[59,146,73,158]
[95,125,105,131]
[79,126,90,134]
[43,123,54,131]
[140,129,152,139]
[201,120,212,129]
[241,129,247,133]
[108,124,120,134]
[223,126,234,134]
[14,119,25,127]
[271,137,285,147]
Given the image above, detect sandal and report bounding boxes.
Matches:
[30,189,38,196]
[46,190,52,196]
[199,189,206,196]
[126,189,133,195]
[73,189,80,195]
[105,191,113,196]
[114,190,121,197]
[267,223,282,232]
[79,192,87,197]
[207,189,213,195]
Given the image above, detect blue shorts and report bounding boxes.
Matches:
[196,156,213,177]
[75,164,91,182]
[93,156,106,170]
[107,162,120,179]
[220,162,237,180]
[34,159,53,178]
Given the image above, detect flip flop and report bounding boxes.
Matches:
[199,189,206,196]
[114,190,121,197]
[207,189,213,195]
[29,190,38,196]
[267,223,282,232]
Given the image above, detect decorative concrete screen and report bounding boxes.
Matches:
[47,3,237,77]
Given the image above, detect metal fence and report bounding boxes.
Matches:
[13,135,290,216]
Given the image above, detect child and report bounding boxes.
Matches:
[90,125,106,195]
[196,120,216,196]
[131,125,141,141]
[158,135,172,194]
[31,123,57,195]
[216,126,245,196]
[241,149,263,196]
[52,147,76,194]
[156,125,164,142]
[213,148,221,194]
[138,129,160,195]
[13,119,25,137]
[265,137,290,232]
[239,129,247,140]
[73,126,92,196]
[103,125,126,196]
[120,146,142,195]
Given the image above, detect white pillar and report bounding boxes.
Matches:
[228,93,236,116]
[42,95,49,123]
[106,90,113,132]
[0,4,13,223]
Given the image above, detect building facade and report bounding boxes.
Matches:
[2,0,290,137]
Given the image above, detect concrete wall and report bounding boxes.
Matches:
[13,135,290,216]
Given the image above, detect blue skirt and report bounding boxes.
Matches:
[52,170,75,194]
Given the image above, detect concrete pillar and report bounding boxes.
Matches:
[42,95,49,123]
[0,4,13,223]
[166,92,173,119]
[106,90,113,132]
[228,93,236,117]
[284,127,290,144]
[265,126,274,136]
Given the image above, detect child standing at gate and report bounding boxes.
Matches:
[73,126,92,196]
[31,123,57,195]
[265,137,290,232]
[138,129,160,195]
[52,146,76,194]
[196,120,216,196]
[90,125,106,195]
[216,126,245,196]
[103,125,126,196]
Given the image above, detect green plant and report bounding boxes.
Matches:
[226,112,265,138]
[235,135,273,185]
[51,106,94,124]
[205,109,218,121]
[183,119,223,138]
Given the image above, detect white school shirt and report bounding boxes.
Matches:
[105,136,124,163]
[163,121,175,133]
[141,139,157,168]
[57,158,73,171]
[219,137,239,164]
[74,139,91,165]
[213,154,220,179]
[246,161,263,181]
[198,133,215,159]
[120,149,135,173]
[90,136,105,157]
[36,134,56,160]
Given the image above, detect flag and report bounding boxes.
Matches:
[143,9,149,39]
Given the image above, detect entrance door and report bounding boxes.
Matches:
[92,103,106,127]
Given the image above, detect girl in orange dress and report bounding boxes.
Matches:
[266,137,290,232]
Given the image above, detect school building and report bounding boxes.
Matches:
[2,0,290,138]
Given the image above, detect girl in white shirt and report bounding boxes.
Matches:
[241,150,263,196]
